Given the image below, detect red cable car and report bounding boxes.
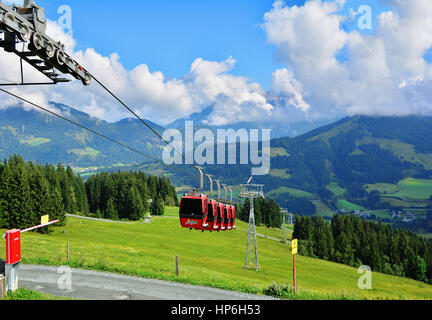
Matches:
[226,205,232,231]
[220,204,230,231]
[215,202,225,231]
[179,193,209,231]
[231,205,237,230]
[203,199,218,232]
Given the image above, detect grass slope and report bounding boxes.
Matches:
[1,213,432,300]
[337,200,365,212]
[267,187,314,199]
[366,178,432,202]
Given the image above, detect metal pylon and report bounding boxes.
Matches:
[245,197,259,271]
[281,208,288,244]
[240,184,264,272]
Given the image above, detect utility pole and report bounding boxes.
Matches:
[239,184,264,272]
[214,180,221,201]
[281,208,288,243]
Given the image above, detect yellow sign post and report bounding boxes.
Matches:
[292,239,298,255]
[41,215,49,225]
[292,239,298,294]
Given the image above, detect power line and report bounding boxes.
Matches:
[90,74,214,190]
[91,75,186,163]
[0,88,163,164]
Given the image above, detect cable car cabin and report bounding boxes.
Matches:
[203,200,218,232]
[221,204,231,231]
[214,202,225,231]
[231,205,237,230]
[226,205,232,230]
[179,193,208,231]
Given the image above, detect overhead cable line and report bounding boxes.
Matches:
[0,88,163,164]
[89,74,235,195]
[91,75,187,163]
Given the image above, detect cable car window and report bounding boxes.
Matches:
[217,206,223,223]
[180,198,203,217]
[207,203,215,222]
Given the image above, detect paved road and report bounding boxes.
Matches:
[18,265,276,300]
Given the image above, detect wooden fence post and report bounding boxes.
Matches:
[176,255,179,277]
[0,275,5,299]
[67,241,70,262]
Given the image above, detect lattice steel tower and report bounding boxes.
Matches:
[239,184,265,271]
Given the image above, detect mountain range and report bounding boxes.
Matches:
[0,103,165,169]
[167,104,338,138]
[2,103,432,210]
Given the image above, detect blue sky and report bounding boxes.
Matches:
[3,0,430,126]
[34,0,306,89]
[31,0,394,90]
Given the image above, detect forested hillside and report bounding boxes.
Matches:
[85,171,178,220]
[293,214,432,284]
[0,155,178,231]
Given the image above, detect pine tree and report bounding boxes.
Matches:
[0,161,12,228]
[46,184,65,226]
[29,166,52,233]
[8,156,34,229]
[415,256,427,282]
[151,195,164,217]
[241,198,251,223]
[127,186,145,220]
[105,197,118,220]
[57,164,74,213]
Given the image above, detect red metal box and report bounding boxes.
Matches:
[6,229,21,265]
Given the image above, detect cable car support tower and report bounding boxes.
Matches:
[239,184,264,271]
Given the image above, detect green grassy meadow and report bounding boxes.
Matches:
[314,201,335,218]
[267,186,314,199]
[1,288,70,300]
[337,199,365,212]
[366,178,432,202]
[326,182,347,197]
[1,210,432,300]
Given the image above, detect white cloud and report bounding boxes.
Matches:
[0,19,275,126]
[262,0,432,119]
[2,0,432,129]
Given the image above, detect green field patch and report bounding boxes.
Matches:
[365,183,399,194]
[392,178,432,201]
[68,147,101,158]
[369,210,391,219]
[271,148,290,158]
[267,186,314,199]
[314,201,335,217]
[65,132,89,144]
[356,137,432,170]
[308,119,356,145]
[337,200,365,212]
[269,169,291,179]
[2,215,432,300]
[381,197,421,208]
[326,182,347,196]
[19,137,51,147]
[365,178,432,202]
